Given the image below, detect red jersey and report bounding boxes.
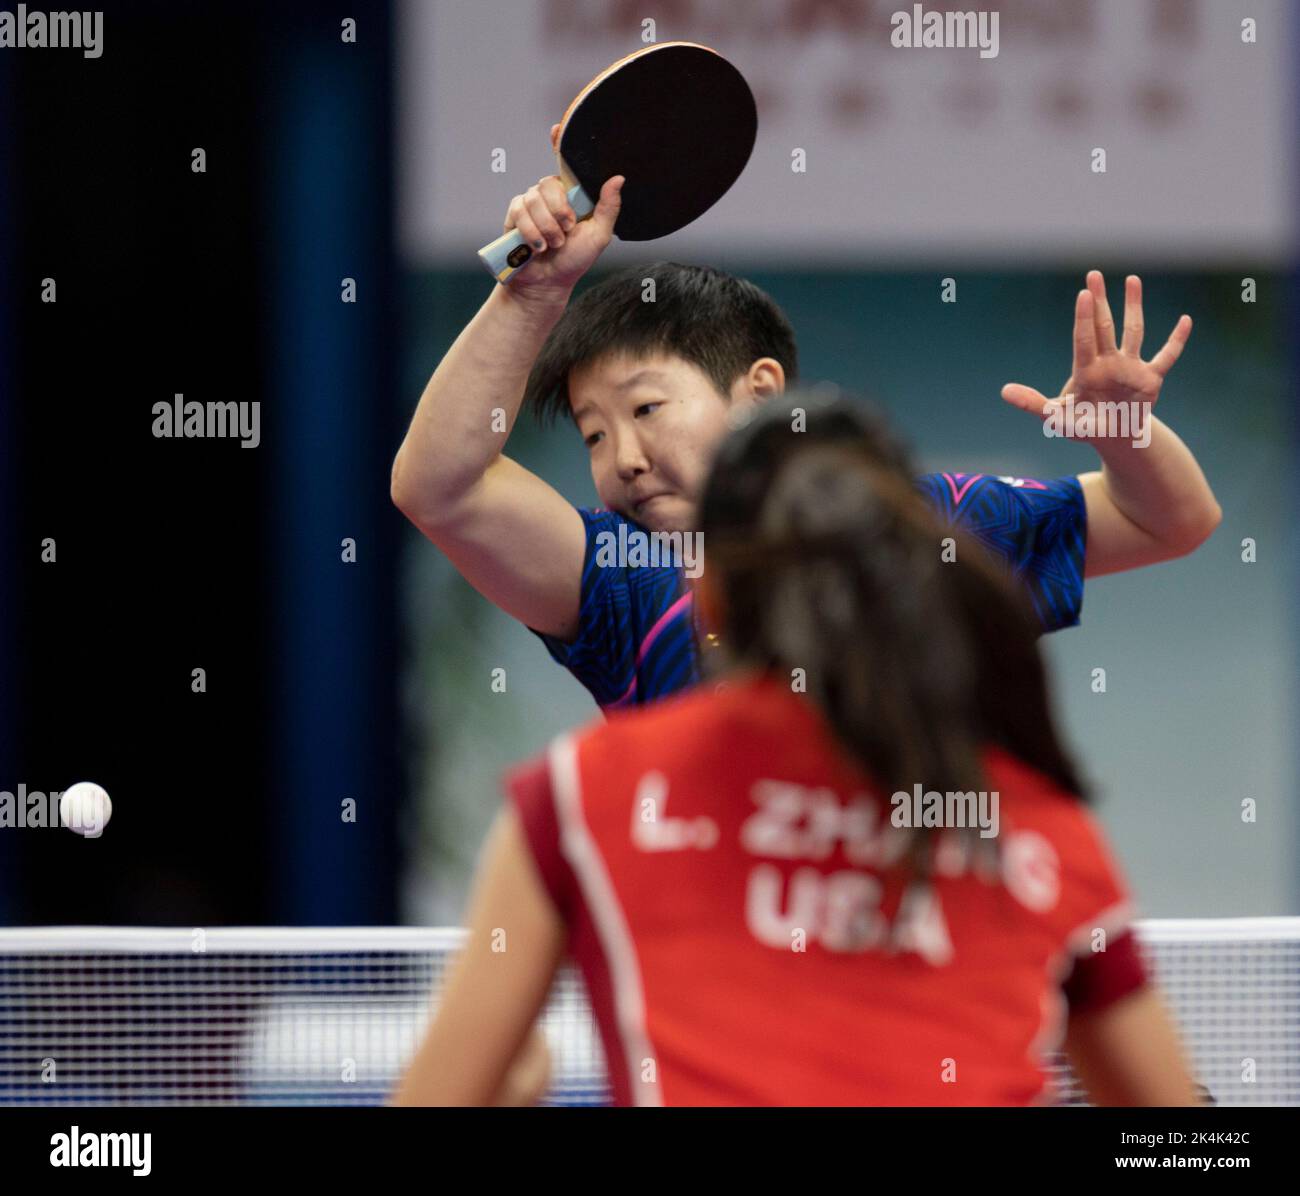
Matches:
[506,672,1144,1106]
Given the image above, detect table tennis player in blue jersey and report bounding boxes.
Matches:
[392,172,1221,711]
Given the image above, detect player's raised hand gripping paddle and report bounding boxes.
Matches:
[478,41,758,283]
[493,167,626,295]
[1001,271,1193,439]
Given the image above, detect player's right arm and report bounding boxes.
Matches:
[390,165,624,641]
[1065,985,1202,1106]
[1010,765,1205,1109]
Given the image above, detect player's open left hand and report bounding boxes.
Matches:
[1000,271,1193,447]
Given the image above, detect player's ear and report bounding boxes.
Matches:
[732,358,785,403]
[550,123,561,152]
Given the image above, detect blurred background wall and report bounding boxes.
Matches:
[395,0,1298,924]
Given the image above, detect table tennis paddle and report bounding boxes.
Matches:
[478,41,757,282]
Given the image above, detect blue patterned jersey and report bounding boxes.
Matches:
[530,472,1086,711]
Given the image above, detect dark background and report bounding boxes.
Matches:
[0,1,402,925]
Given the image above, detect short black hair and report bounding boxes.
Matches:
[522,262,799,426]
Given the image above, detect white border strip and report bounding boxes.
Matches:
[1135,917,1300,942]
[548,732,662,1107]
[0,926,469,954]
[0,918,1295,955]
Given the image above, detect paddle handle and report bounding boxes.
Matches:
[477,183,595,283]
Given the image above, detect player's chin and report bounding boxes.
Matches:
[631,495,691,533]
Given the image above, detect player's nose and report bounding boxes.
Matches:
[612,430,651,479]
[615,455,650,483]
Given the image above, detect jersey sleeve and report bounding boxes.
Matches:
[1061,928,1147,1014]
[914,473,1086,632]
[503,752,575,920]
[527,506,636,708]
[1055,807,1148,1015]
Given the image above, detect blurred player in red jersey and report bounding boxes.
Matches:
[394,393,1201,1108]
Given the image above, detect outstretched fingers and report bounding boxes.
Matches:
[1121,274,1144,356]
[1086,270,1118,353]
[1149,315,1193,377]
[1001,383,1052,417]
[1073,289,1098,372]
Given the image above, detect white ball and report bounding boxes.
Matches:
[60,782,112,838]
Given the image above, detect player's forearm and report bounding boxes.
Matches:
[1088,415,1221,554]
[391,283,571,521]
[1065,988,1201,1107]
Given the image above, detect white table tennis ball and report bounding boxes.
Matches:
[60,782,112,838]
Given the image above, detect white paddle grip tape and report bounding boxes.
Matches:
[477,183,595,283]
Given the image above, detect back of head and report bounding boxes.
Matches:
[697,390,1088,859]
[523,262,798,424]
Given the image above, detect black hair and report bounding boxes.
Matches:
[523,262,798,426]
[697,390,1089,872]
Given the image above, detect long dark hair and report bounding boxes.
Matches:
[697,391,1088,862]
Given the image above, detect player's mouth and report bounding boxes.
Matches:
[631,492,671,515]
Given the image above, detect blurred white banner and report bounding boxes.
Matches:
[399,0,1296,267]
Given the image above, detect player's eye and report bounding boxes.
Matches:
[634,402,661,418]
[583,430,604,449]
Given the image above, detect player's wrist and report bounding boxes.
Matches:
[1086,414,1161,465]
[494,278,574,318]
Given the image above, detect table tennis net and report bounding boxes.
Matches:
[0,919,1295,1106]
